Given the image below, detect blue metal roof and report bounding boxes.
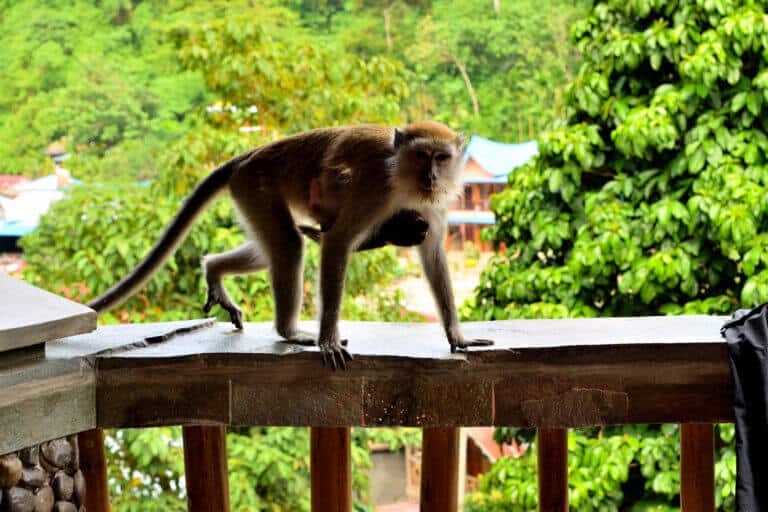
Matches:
[0,221,35,237]
[463,136,538,179]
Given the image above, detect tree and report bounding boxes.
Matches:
[167,2,411,134]
[464,1,761,508]
[0,0,209,177]
[466,0,768,321]
[400,0,584,141]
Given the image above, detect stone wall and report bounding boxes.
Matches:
[0,435,85,512]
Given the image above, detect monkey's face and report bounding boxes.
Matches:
[394,134,464,202]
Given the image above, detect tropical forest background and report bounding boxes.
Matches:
[3,0,768,509]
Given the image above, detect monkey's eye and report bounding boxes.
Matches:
[435,153,450,163]
[416,150,430,160]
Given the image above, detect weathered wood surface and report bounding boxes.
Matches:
[70,317,731,428]
[1,316,731,454]
[0,273,96,353]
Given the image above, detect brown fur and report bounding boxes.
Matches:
[88,122,492,368]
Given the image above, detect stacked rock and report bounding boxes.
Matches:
[0,436,86,512]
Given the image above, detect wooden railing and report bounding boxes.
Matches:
[1,316,731,511]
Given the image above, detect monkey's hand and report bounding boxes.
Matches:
[319,338,353,371]
[380,210,429,247]
[450,337,494,353]
[203,285,243,330]
[298,225,322,243]
[356,210,429,251]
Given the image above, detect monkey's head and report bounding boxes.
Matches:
[391,121,466,203]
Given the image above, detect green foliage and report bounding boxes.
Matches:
[168,1,410,133]
[466,424,736,511]
[0,0,209,178]
[106,427,375,511]
[468,0,768,320]
[305,0,585,141]
[463,1,751,509]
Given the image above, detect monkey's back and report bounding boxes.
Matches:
[229,125,395,212]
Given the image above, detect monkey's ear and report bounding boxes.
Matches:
[393,128,408,148]
[456,133,468,153]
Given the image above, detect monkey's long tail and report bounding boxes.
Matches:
[87,153,250,313]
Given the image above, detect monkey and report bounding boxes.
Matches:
[204,209,430,332]
[87,121,494,369]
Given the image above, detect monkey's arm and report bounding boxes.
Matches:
[298,209,429,251]
[418,216,493,353]
[318,230,354,369]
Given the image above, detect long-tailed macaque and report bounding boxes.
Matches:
[88,121,493,369]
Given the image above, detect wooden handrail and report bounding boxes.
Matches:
[1,317,731,512]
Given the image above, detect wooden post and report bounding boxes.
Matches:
[311,427,351,512]
[77,429,111,512]
[681,423,715,512]
[420,427,460,512]
[538,428,568,512]
[182,425,230,512]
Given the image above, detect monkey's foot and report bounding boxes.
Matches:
[277,329,316,346]
[203,288,243,330]
[451,338,494,353]
[279,333,349,347]
[319,342,353,371]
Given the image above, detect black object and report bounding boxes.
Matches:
[721,303,768,511]
[298,209,429,251]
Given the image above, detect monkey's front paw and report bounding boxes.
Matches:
[451,338,494,353]
[203,288,243,330]
[319,341,353,371]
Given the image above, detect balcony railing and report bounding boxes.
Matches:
[1,315,730,511]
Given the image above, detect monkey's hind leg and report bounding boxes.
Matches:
[202,241,267,329]
[234,194,316,345]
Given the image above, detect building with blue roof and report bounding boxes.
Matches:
[447,135,538,251]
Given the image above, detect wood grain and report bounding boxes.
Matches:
[311,427,351,512]
[183,425,230,512]
[0,317,734,455]
[420,427,460,512]
[77,429,110,512]
[681,423,715,512]
[538,428,568,512]
[87,319,731,428]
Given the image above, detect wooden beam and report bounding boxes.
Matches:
[77,429,110,512]
[420,427,460,512]
[311,427,351,512]
[538,428,568,512]
[681,423,715,512]
[85,318,732,429]
[182,425,230,512]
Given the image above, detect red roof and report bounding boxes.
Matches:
[0,175,28,191]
